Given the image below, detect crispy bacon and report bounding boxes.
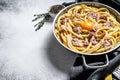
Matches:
[71,38,83,47]
[90,36,98,45]
[103,21,113,27]
[87,12,98,20]
[93,24,99,31]
[103,40,111,48]
[89,31,98,38]
[60,25,67,31]
[99,14,107,20]
[61,17,69,22]
[82,40,89,46]
[73,26,81,34]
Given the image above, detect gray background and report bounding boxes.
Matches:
[0,0,78,80]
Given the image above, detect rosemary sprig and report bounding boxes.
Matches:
[32,5,65,31]
[32,13,51,31]
[35,18,46,31]
[32,13,49,22]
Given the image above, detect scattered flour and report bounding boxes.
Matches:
[0,0,76,80]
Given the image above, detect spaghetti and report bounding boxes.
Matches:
[55,4,120,54]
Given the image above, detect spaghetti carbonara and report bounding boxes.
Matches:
[55,4,120,54]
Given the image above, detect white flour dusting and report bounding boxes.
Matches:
[0,0,76,80]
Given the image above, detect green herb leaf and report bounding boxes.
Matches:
[32,13,49,22]
[35,18,46,31]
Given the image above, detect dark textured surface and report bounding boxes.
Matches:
[63,0,120,12]
[70,48,120,80]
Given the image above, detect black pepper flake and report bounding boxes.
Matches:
[49,5,65,14]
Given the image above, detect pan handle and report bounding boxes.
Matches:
[82,54,109,69]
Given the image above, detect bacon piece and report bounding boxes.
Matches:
[87,12,98,20]
[61,17,69,22]
[82,40,89,46]
[103,39,111,48]
[103,41,111,48]
[99,14,107,20]
[64,18,69,22]
[60,25,69,34]
[93,24,99,31]
[71,38,83,47]
[60,25,67,31]
[103,21,113,27]
[90,36,98,45]
[73,26,81,34]
[89,31,98,38]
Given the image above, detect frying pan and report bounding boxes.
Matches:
[53,2,120,69]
